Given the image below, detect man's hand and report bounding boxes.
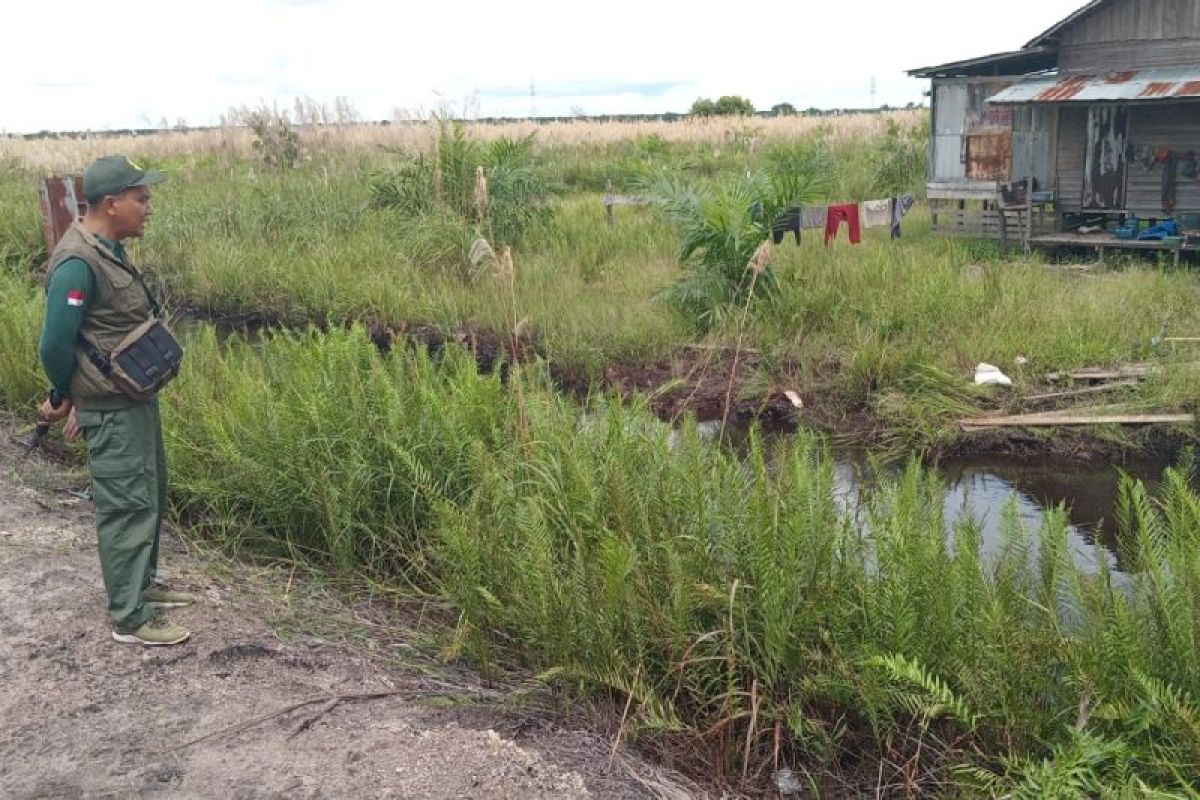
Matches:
[37,395,72,425]
[63,407,81,442]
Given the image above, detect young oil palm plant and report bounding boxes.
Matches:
[368,119,551,250]
[650,166,830,334]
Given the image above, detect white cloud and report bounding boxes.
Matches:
[0,0,1084,132]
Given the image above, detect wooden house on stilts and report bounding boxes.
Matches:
[909,0,1200,261]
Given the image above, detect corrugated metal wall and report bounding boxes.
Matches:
[1059,0,1200,70]
[1012,106,1058,190]
[965,82,1014,181]
[1057,106,1088,210]
[930,79,1016,183]
[1127,104,1200,214]
[933,82,968,181]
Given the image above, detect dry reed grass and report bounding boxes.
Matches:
[0,111,924,172]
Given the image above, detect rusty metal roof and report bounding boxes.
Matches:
[988,67,1200,104]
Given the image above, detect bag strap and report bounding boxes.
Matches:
[78,335,113,376]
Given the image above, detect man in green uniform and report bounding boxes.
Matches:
[38,155,194,646]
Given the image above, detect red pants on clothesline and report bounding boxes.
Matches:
[824,203,861,245]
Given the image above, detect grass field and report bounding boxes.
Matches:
[5,114,1200,454]
[4,114,1200,793]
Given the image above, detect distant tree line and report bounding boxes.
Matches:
[689,96,757,117]
[687,96,924,118]
[8,101,927,140]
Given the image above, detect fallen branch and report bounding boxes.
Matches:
[288,696,341,739]
[168,686,493,752]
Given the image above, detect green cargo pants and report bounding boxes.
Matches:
[76,400,166,633]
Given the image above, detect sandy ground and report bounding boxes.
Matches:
[0,424,696,800]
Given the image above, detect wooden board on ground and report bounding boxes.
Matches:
[1021,380,1139,403]
[1044,364,1154,382]
[960,410,1193,431]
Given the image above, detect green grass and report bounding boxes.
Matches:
[0,159,44,274]
[4,122,1200,791]
[4,123,1200,456]
[0,269,45,408]
[4,123,1190,451]
[65,135,1175,452]
[2,258,1200,790]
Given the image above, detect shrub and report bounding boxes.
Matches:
[369,120,553,258]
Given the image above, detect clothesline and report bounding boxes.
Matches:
[770,193,917,246]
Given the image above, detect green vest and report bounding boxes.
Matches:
[47,222,157,411]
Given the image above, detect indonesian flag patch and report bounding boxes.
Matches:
[66,290,85,307]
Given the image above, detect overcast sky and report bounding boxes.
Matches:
[1,0,1083,133]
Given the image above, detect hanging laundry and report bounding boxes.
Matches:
[890,194,916,239]
[1182,151,1198,180]
[861,199,891,228]
[800,206,828,230]
[771,207,802,245]
[824,204,861,245]
[1163,150,1179,213]
[1133,144,1156,170]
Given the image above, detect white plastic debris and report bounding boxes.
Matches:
[974,363,1013,386]
[774,767,802,796]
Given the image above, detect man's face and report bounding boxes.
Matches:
[106,185,153,239]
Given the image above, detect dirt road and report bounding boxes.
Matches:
[0,427,688,799]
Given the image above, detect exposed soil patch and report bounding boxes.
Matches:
[0,424,696,800]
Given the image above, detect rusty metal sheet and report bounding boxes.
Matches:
[989,67,1200,104]
[1103,71,1136,84]
[38,175,86,254]
[966,82,1014,132]
[1040,74,1093,102]
[1139,82,1175,98]
[1083,105,1127,210]
[966,133,1012,181]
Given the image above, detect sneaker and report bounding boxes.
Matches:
[112,619,191,647]
[144,586,196,608]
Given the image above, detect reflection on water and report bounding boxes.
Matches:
[838,454,1168,577]
[703,420,1173,577]
[936,456,1166,575]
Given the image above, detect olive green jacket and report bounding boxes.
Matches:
[46,223,157,411]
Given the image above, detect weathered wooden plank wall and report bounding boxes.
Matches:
[1127,104,1200,214]
[1059,0,1200,70]
[1057,106,1089,210]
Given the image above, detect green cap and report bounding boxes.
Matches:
[83,155,166,202]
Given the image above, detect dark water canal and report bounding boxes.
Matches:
[841,453,1167,576]
[703,421,1173,577]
